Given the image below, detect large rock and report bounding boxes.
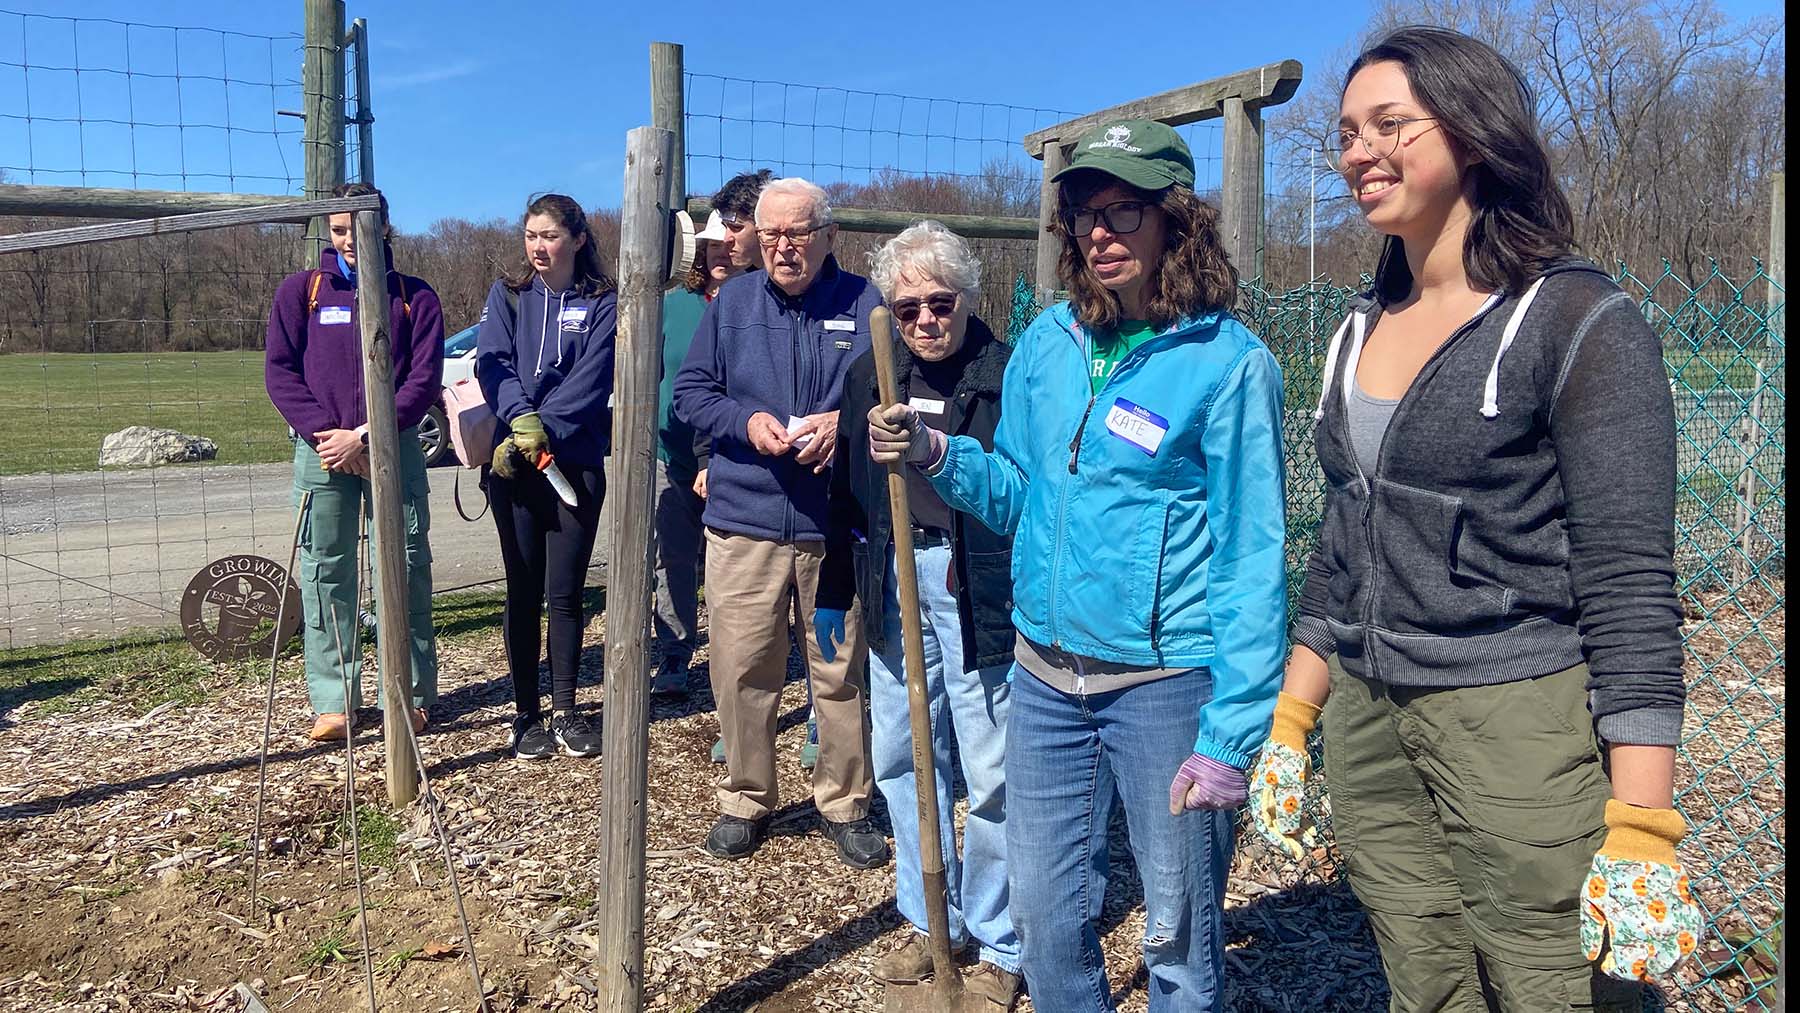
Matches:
[99,426,219,468]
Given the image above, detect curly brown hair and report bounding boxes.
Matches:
[682,240,710,295]
[1052,172,1238,333]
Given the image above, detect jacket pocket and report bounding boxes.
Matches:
[1320,479,1363,615]
[965,548,1015,665]
[1370,479,1512,634]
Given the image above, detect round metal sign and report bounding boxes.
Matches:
[180,554,302,662]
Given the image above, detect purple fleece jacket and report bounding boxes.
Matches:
[264,246,445,446]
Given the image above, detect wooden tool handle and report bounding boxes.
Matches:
[868,306,964,1001]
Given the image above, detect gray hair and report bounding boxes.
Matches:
[754,177,833,227]
[868,220,983,303]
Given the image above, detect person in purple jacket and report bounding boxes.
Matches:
[476,193,617,761]
[264,182,443,743]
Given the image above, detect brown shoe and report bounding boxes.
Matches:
[411,708,428,735]
[965,961,1021,1010]
[871,934,971,985]
[307,713,348,742]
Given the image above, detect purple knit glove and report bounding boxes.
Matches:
[1169,753,1249,814]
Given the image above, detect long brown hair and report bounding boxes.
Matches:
[1346,27,1575,303]
[1052,172,1238,333]
[503,193,617,297]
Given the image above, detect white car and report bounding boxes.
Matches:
[419,323,480,467]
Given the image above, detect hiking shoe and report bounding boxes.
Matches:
[822,816,890,869]
[703,815,764,860]
[966,961,1022,1009]
[799,714,819,770]
[550,710,602,758]
[871,933,974,984]
[650,657,689,698]
[307,713,348,742]
[710,736,726,764]
[512,713,555,760]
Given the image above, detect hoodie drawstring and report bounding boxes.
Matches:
[532,285,571,378]
[1480,278,1545,418]
[1313,311,1358,421]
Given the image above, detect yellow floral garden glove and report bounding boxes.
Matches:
[1580,799,1704,982]
[1250,692,1324,860]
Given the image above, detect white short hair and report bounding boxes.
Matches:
[868,220,982,303]
[754,177,833,227]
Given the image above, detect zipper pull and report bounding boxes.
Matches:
[1067,394,1099,474]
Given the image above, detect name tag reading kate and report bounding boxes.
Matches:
[1104,397,1168,456]
[318,306,353,326]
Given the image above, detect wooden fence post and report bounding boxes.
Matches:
[1220,94,1265,285]
[353,209,420,807]
[650,43,685,217]
[1036,139,1067,304]
[350,18,375,185]
[596,125,673,1013]
[301,0,345,261]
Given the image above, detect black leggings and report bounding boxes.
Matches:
[488,461,604,715]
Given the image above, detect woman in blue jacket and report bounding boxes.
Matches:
[871,121,1288,1011]
[476,193,617,761]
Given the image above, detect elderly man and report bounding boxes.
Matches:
[673,177,888,869]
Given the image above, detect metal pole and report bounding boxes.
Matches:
[352,208,419,806]
[351,18,375,186]
[301,0,345,261]
[649,43,684,217]
[1308,146,1318,347]
[596,124,673,1013]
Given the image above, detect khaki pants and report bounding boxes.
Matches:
[705,527,871,822]
[1324,659,1644,1012]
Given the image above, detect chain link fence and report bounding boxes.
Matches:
[1020,264,1786,1011]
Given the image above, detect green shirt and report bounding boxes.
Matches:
[659,289,707,474]
[1090,319,1158,394]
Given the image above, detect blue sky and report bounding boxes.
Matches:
[0,1,1784,232]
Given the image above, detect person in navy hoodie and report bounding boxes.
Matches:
[264,182,443,743]
[476,193,617,761]
[673,177,889,869]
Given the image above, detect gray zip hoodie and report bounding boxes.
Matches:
[1292,259,1685,746]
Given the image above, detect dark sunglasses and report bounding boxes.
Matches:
[891,293,959,324]
[1065,199,1150,236]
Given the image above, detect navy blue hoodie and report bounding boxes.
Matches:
[673,256,880,542]
[475,276,617,467]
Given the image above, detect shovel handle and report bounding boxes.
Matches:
[868,306,964,1000]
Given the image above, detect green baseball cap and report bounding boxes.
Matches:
[1052,119,1195,192]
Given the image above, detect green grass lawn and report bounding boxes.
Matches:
[0,351,292,476]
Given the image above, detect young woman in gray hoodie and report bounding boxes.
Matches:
[1249,27,1701,1010]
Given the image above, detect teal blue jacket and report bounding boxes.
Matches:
[930,302,1288,768]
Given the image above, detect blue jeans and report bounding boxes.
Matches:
[1007,665,1234,1011]
[868,541,1019,973]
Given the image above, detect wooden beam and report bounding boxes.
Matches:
[302,0,346,258]
[350,18,375,185]
[683,197,1038,241]
[1035,141,1069,302]
[0,194,382,256]
[597,125,674,1013]
[650,42,685,211]
[1220,96,1265,283]
[1023,60,1303,156]
[0,183,306,220]
[353,207,420,808]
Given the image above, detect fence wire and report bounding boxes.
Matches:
[0,7,304,194]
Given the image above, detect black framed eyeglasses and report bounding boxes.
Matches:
[1326,114,1439,171]
[756,222,830,247]
[891,292,959,324]
[1064,200,1150,237]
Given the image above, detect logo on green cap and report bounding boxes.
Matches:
[1091,125,1144,154]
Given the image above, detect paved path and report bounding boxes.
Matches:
[0,460,613,648]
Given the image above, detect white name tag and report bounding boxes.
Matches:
[909,396,946,416]
[823,319,855,331]
[786,414,814,449]
[318,306,353,326]
[559,306,588,331]
[1104,397,1168,456]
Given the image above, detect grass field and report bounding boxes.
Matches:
[0,351,291,476]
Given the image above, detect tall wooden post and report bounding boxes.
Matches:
[353,209,420,807]
[301,0,345,260]
[650,43,684,216]
[1035,139,1067,305]
[1220,95,1265,285]
[349,18,375,185]
[597,125,673,1013]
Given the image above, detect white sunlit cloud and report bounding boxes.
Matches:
[373,60,483,91]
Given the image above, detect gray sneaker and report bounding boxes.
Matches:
[550,710,602,758]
